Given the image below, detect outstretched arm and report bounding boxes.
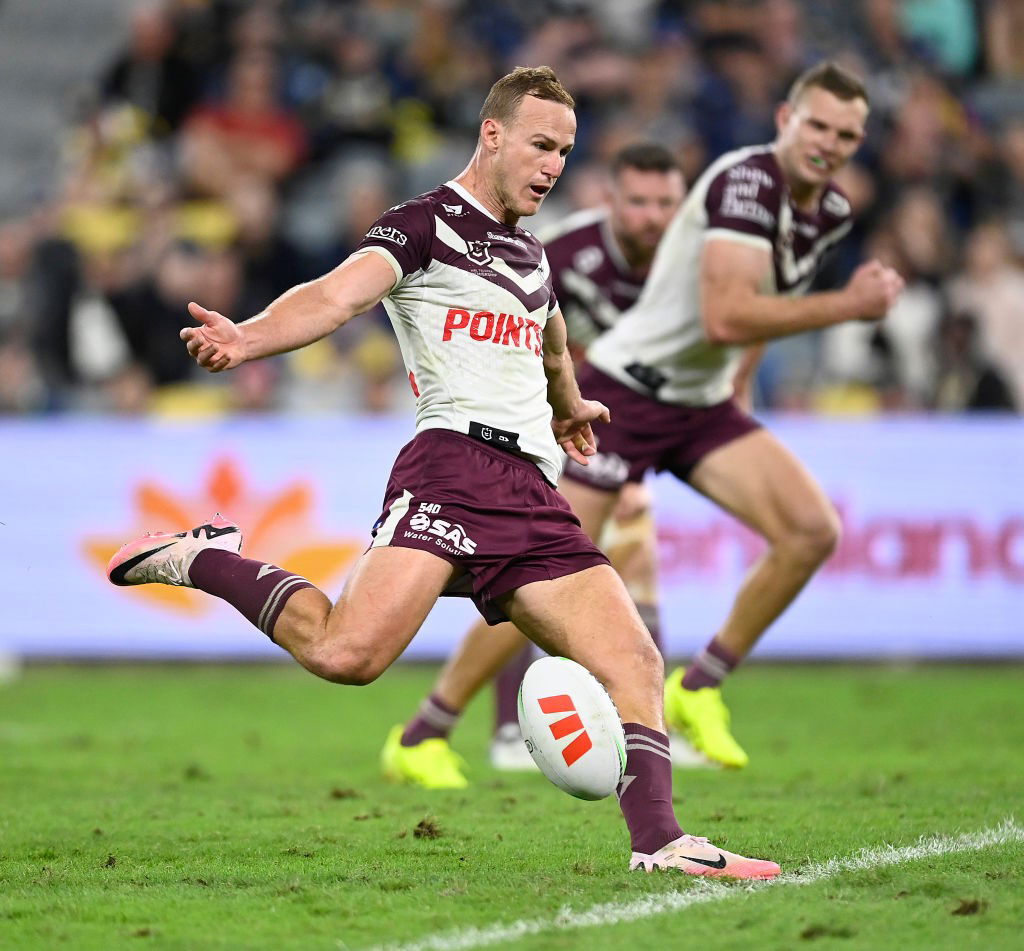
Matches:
[180,251,398,372]
[700,239,904,347]
[543,308,610,465]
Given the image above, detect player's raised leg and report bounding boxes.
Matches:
[502,563,779,878]
[109,517,460,686]
[665,428,840,767]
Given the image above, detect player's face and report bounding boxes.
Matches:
[608,167,685,258]
[493,96,576,219]
[775,86,867,189]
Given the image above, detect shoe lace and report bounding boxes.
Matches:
[679,835,709,848]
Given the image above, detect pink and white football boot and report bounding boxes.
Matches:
[107,514,242,587]
[630,834,781,879]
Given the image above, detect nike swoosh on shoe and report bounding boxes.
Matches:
[108,543,175,586]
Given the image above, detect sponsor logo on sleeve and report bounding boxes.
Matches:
[720,181,776,229]
[367,225,408,246]
[822,190,851,218]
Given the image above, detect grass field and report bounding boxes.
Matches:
[1,662,1022,950]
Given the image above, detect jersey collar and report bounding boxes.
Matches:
[445,180,503,224]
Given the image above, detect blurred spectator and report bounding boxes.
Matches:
[820,189,950,410]
[180,49,309,199]
[946,219,1024,407]
[987,119,1024,256]
[982,0,1024,77]
[932,309,1017,411]
[107,239,209,388]
[100,0,202,138]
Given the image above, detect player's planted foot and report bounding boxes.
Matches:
[380,725,469,790]
[664,668,749,768]
[489,722,539,771]
[107,515,242,587]
[630,834,780,879]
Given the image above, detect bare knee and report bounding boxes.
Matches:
[597,629,664,698]
[777,505,841,568]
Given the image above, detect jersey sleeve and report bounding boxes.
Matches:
[703,167,778,251]
[353,200,434,289]
[542,249,560,317]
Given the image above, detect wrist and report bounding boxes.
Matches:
[830,289,860,324]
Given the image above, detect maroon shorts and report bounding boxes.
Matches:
[565,363,762,491]
[370,429,608,624]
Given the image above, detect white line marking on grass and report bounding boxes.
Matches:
[367,819,1023,951]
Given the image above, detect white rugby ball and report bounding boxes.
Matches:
[517,656,626,801]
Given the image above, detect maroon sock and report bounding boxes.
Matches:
[493,645,533,734]
[188,549,316,643]
[636,602,663,656]
[682,636,739,690]
[617,723,684,855]
[401,694,460,747]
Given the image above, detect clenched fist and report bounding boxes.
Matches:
[843,260,905,323]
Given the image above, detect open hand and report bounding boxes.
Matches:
[551,399,610,466]
[179,301,245,372]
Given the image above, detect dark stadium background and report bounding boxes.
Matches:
[0,0,1021,665]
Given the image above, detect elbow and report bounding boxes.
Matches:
[703,317,744,347]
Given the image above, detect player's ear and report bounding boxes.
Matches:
[775,101,792,135]
[480,117,503,154]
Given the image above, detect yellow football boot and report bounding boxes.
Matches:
[380,725,469,789]
[664,668,749,769]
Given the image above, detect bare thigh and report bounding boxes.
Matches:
[500,564,664,727]
[687,428,837,542]
[280,545,461,684]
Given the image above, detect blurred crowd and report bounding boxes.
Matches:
[1,0,1022,417]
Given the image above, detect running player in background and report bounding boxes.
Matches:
[383,143,686,780]
[387,60,903,778]
[106,66,780,879]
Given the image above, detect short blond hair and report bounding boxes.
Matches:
[479,66,575,126]
[788,61,869,108]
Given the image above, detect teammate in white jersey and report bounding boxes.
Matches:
[105,67,779,880]
[386,61,904,773]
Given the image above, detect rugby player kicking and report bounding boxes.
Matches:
[107,67,779,879]
[382,142,690,782]
[385,61,904,779]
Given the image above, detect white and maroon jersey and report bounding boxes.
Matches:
[539,208,645,350]
[354,180,562,483]
[587,145,853,406]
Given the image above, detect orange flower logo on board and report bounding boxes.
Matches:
[85,457,363,615]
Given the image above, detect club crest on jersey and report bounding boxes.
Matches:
[466,240,493,266]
